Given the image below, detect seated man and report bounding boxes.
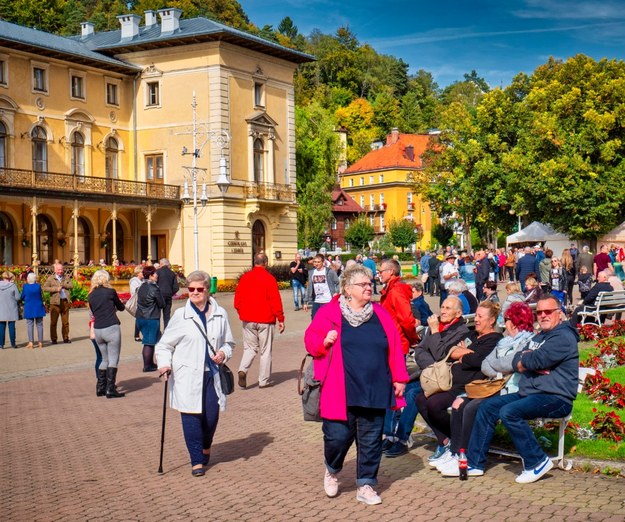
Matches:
[569,270,613,328]
[441,295,579,483]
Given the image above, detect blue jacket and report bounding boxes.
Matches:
[516,254,538,288]
[512,322,579,404]
[20,283,47,319]
[420,254,431,273]
[411,295,433,323]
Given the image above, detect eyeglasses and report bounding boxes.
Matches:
[351,282,373,289]
[536,308,559,317]
[380,268,393,273]
[188,287,206,293]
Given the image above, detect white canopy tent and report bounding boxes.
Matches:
[506,221,573,257]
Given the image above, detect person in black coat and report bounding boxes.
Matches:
[475,250,491,302]
[138,266,166,371]
[569,270,613,328]
[156,258,180,328]
[428,255,441,296]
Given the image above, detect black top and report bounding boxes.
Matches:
[88,287,125,329]
[156,266,180,298]
[583,281,614,306]
[289,261,308,285]
[451,331,503,393]
[341,314,393,409]
[462,290,479,313]
[137,281,166,319]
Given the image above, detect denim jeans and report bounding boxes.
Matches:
[467,393,572,471]
[0,321,16,347]
[291,279,305,309]
[323,406,385,486]
[383,381,422,443]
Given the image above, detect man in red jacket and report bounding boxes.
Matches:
[379,259,418,354]
[235,253,285,389]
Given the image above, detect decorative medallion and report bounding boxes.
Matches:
[109,111,117,123]
[35,97,45,110]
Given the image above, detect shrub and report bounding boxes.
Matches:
[237,264,292,283]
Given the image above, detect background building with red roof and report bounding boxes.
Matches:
[339,129,436,250]
[326,185,365,251]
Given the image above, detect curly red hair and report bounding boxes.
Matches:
[504,302,534,332]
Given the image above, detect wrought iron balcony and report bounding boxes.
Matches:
[0,167,180,206]
[244,181,295,202]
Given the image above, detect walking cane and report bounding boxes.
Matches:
[158,370,170,474]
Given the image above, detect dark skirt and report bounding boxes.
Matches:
[137,318,160,345]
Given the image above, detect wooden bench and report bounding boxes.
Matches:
[578,290,625,326]
[489,367,595,470]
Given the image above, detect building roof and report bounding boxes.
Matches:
[343,133,433,175]
[332,185,364,213]
[79,16,314,65]
[0,19,140,74]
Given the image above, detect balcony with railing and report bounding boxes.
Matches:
[366,204,387,212]
[0,167,181,205]
[244,181,295,203]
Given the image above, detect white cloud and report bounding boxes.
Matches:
[513,0,625,20]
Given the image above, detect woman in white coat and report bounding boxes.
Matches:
[156,270,235,477]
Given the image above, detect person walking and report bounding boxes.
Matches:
[235,253,285,389]
[156,258,179,329]
[0,271,21,349]
[304,264,409,505]
[289,253,307,311]
[303,254,340,319]
[156,270,235,477]
[43,263,73,344]
[87,270,126,398]
[20,272,46,349]
[137,266,165,372]
[129,265,144,342]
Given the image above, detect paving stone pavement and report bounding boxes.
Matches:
[1,290,624,521]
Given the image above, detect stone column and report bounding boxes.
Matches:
[29,197,38,274]
[142,205,153,264]
[72,201,80,276]
[111,203,118,265]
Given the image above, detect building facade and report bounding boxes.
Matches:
[0,10,311,278]
[340,130,436,251]
[327,185,365,251]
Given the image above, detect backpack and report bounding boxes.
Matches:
[578,276,593,293]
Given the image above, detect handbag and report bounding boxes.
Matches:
[192,320,234,395]
[297,348,333,422]
[125,291,138,317]
[465,375,511,399]
[420,351,454,398]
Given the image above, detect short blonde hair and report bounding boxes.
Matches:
[505,281,521,293]
[340,264,373,296]
[91,269,110,289]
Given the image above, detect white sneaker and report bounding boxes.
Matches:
[428,447,450,467]
[436,453,458,472]
[515,456,553,484]
[323,470,339,497]
[440,460,484,477]
[356,485,382,505]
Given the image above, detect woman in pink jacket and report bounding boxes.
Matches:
[304,264,409,506]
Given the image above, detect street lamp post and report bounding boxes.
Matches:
[180,93,232,272]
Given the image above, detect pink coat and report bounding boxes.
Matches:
[304,296,409,421]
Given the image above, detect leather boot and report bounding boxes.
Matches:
[96,369,107,397]
[106,367,125,398]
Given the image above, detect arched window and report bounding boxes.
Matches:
[31,126,47,173]
[344,218,350,230]
[253,138,264,183]
[36,215,52,265]
[71,132,85,180]
[105,137,118,179]
[69,217,91,264]
[0,121,7,168]
[252,220,265,261]
[0,211,13,265]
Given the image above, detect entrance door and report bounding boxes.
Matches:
[252,220,265,262]
[140,234,166,263]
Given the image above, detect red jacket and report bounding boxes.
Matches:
[380,276,418,354]
[234,266,285,324]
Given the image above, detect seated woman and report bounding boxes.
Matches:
[436,302,535,475]
[498,281,525,327]
[523,276,543,304]
[418,301,502,467]
[481,280,500,304]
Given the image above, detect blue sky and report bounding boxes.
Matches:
[241,0,625,88]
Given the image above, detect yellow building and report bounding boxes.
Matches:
[340,130,435,250]
[0,10,311,278]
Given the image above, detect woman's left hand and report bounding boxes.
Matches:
[393,382,406,398]
[211,350,226,365]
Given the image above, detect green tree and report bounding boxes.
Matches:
[344,216,374,250]
[387,219,417,252]
[431,223,455,247]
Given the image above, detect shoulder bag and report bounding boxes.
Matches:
[465,374,512,399]
[420,350,454,398]
[192,320,234,395]
[297,347,333,422]
[125,291,139,317]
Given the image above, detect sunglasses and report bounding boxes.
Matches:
[536,308,559,317]
[188,287,206,293]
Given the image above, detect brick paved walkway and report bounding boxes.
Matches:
[1,291,624,521]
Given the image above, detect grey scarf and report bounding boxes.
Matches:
[339,295,374,327]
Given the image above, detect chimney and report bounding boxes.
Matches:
[158,8,182,34]
[405,144,414,161]
[80,22,95,38]
[117,14,141,40]
[387,127,400,145]
[145,10,158,28]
